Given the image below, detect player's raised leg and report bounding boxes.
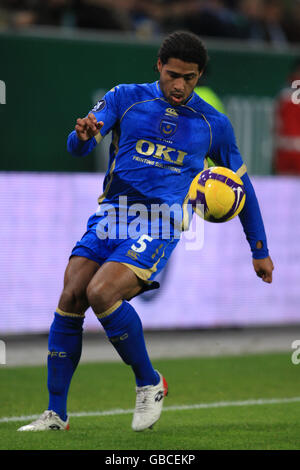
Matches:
[86,261,168,431]
[18,256,99,431]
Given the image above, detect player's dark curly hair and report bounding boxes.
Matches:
[157,31,208,72]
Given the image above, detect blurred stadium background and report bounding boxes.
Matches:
[1,0,300,366]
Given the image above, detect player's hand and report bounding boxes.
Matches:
[75,113,104,141]
[252,256,274,284]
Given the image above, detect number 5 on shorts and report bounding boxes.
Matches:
[131,235,153,253]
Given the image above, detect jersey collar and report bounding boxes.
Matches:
[155,80,165,98]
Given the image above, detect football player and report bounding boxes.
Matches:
[18,31,274,432]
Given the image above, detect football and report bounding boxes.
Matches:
[188,166,246,223]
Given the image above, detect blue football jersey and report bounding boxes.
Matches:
[67,81,269,259]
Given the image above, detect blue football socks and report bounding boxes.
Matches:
[47,310,84,421]
[47,301,158,421]
[97,301,159,387]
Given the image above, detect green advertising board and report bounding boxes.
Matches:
[0,29,298,173]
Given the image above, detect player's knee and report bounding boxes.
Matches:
[58,288,88,315]
[86,279,118,313]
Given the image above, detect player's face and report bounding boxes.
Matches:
[157,57,202,106]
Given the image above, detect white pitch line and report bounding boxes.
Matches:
[1,396,300,424]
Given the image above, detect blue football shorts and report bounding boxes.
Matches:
[70,212,179,292]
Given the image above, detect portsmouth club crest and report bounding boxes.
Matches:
[160,119,177,138]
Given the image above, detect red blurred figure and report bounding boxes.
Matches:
[273,59,300,175]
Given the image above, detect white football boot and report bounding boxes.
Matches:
[17,410,69,431]
[132,371,168,431]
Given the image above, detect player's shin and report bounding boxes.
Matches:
[96,301,159,387]
[47,309,84,421]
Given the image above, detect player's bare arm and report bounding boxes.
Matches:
[253,256,274,284]
[75,112,104,141]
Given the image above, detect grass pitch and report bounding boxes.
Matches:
[1,352,300,450]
